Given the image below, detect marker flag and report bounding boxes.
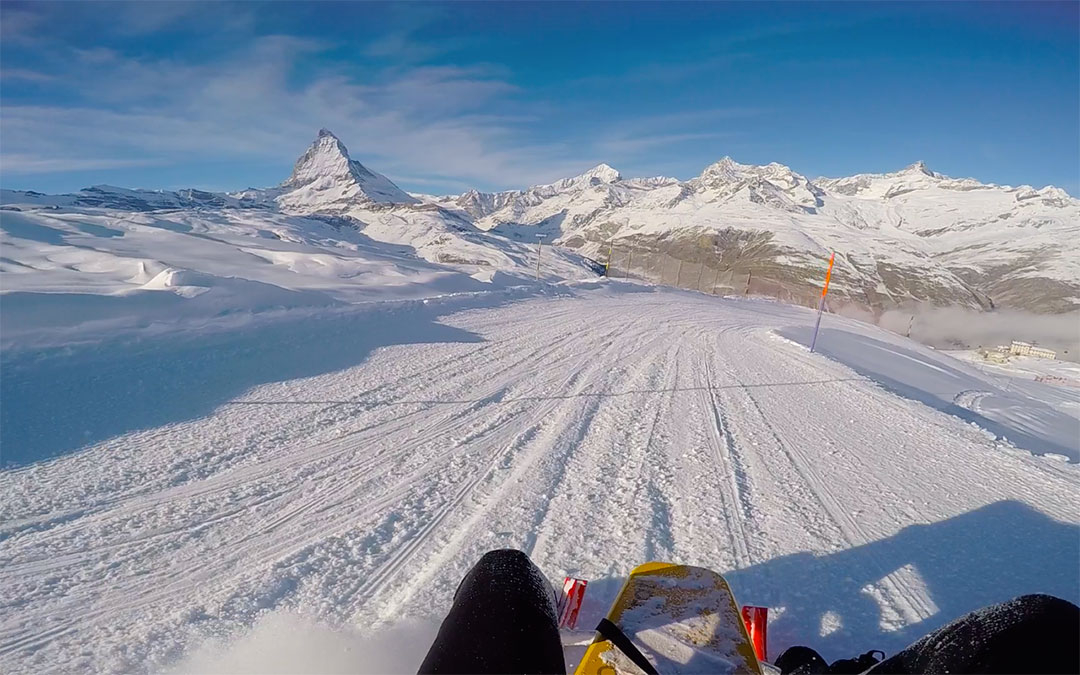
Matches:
[810,252,835,353]
[558,577,588,629]
[741,605,768,662]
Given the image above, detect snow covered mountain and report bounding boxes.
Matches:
[3,128,1077,336]
[814,163,1079,312]
[442,156,1079,313]
[0,184,247,212]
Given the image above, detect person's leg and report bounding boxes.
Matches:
[870,594,1079,674]
[418,548,566,675]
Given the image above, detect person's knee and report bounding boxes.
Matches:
[1005,593,1080,632]
[470,548,541,586]
[477,548,533,568]
[1012,593,1079,616]
[978,594,1079,674]
[452,549,533,600]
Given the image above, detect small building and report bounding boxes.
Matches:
[1009,341,1033,356]
[1009,340,1056,360]
[1030,346,1057,360]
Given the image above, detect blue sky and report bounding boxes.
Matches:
[2,1,1077,195]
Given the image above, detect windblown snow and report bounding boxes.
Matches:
[1,130,1077,674]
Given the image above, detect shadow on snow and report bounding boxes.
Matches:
[1,302,486,467]
[728,500,1079,660]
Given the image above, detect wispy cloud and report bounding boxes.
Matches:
[107,1,252,35]
[0,68,57,83]
[591,108,762,167]
[0,154,163,174]
[361,3,463,64]
[0,5,45,44]
[3,1,253,41]
[597,132,739,156]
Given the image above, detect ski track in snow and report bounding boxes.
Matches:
[1,290,1078,673]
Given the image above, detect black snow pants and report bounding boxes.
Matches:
[869,593,1079,674]
[418,548,566,674]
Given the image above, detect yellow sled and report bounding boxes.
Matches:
[574,562,763,675]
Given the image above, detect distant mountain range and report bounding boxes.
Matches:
[4,128,1077,314]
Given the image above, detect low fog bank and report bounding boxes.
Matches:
[172,613,439,674]
[835,304,1080,361]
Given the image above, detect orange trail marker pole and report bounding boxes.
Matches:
[535,234,544,281]
[810,251,835,353]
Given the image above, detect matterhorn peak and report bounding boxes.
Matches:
[283,129,356,189]
[277,129,418,210]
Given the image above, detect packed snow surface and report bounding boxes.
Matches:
[1,285,1076,674]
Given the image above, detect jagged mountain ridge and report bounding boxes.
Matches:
[432,154,1078,313]
[2,129,1076,313]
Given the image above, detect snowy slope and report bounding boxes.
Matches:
[0,202,579,349]
[1,287,1076,674]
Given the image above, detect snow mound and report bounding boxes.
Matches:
[142,267,216,296]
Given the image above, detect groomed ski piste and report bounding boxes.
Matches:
[1,282,1078,674]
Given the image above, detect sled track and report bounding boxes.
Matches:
[702,353,756,569]
[353,341,614,609]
